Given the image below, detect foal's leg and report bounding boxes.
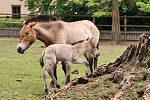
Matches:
[51,62,66,87]
[74,58,92,75]
[61,61,67,76]
[42,67,50,93]
[50,65,57,88]
[47,65,60,89]
[64,61,71,85]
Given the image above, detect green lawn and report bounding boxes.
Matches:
[0,39,128,99]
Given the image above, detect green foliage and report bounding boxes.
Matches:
[25,0,150,17]
[93,11,111,17]
[25,0,38,13]
[119,0,145,15]
[0,20,23,28]
[0,23,22,28]
[25,0,112,17]
[73,0,84,5]
[136,1,150,12]
[86,0,111,17]
[39,0,51,14]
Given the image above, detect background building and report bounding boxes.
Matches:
[0,0,30,18]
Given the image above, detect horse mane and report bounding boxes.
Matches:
[72,40,85,45]
[72,38,91,45]
[24,15,58,25]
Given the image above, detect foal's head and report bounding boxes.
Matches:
[86,38,100,57]
[75,38,100,57]
[17,22,37,54]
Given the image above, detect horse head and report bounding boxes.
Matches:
[87,38,100,58]
[17,22,37,54]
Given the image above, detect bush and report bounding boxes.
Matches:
[0,22,22,28]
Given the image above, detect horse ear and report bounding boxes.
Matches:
[29,22,37,29]
[89,37,96,47]
[87,37,94,42]
[86,36,93,41]
[86,37,90,41]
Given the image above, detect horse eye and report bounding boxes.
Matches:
[25,32,29,35]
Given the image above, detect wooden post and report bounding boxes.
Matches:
[112,0,120,42]
[92,17,95,24]
[124,15,127,41]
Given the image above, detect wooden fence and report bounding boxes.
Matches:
[0,28,148,41]
[0,14,150,41]
[0,28,19,37]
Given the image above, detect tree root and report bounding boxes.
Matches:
[46,77,92,100]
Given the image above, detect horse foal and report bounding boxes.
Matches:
[40,38,99,92]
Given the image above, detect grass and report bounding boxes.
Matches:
[0,38,128,99]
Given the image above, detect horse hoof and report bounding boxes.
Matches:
[50,81,54,88]
[45,89,49,94]
[56,84,61,89]
[86,74,92,78]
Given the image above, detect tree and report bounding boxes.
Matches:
[112,0,120,42]
[25,0,112,17]
[25,0,38,14]
[86,0,111,17]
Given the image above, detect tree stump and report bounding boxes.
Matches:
[92,33,150,77]
[91,33,150,99]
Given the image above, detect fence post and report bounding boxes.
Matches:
[92,17,95,24]
[124,15,127,41]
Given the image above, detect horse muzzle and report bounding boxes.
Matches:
[17,47,25,54]
[17,43,27,54]
[96,51,100,57]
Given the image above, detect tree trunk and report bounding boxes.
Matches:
[112,0,120,42]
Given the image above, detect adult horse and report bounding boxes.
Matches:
[16,15,100,85]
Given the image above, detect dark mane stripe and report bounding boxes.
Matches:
[72,40,85,45]
[72,38,90,45]
[24,14,58,25]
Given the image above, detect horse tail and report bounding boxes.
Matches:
[39,50,45,68]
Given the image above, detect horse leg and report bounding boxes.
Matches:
[87,58,93,73]
[93,43,100,70]
[61,61,66,76]
[64,61,71,85]
[50,65,57,88]
[47,65,60,89]
[94,56,99,70]
[42,67,50,93]
[84,54,93,73]
[74,58,91,75]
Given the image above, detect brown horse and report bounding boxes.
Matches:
[16,15,100,85]
[40,38,100,92]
